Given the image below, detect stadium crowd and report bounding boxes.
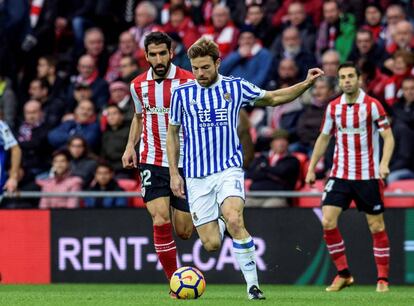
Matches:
[0,0,413,208]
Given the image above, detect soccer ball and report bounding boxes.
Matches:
[170,266,206,299]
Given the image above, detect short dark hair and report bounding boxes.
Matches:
[52,148,71,161]
[96,161,114,172]
[402,76,414,85]
[337,61,361,77]
[144,31,172,53]
[356,28,373,39]
[121,55,138,67]
[106,104,123,114]
[40,55,57,67]
[32,77,50,91]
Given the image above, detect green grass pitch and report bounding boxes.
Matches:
[0,284,413,306]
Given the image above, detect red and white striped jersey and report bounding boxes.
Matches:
[320,90,390,180]
[130,64,193,167]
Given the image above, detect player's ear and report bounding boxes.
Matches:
[169,48,174,60]
[215,58,221,70]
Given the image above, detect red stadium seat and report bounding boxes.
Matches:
[296,180,325,207]
[385,180,414,208]
[117,179,145,208]
[245,178,253,192]
[291,152,308,190]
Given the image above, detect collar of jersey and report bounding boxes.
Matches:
[340,89,366,104]
[146,63,177,80]
[195,74,223,89]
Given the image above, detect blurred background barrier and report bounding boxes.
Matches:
[0,208,413,285]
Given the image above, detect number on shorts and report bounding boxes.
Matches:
[324,179,334,192]
[141,169,152,187]
[235,180,242,192]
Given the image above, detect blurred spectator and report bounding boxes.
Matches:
[271,0,323,29]
[101,105,131,178]
[316,0,356,62]
[386,20,414,54]
[383,50,414,106]
[362,3,385,43]
[388,77,414,183]
[348,29,388,69]
[291,76,337,156]
[162,4,200,50]
[36,56,67,100]
[271,26,317,80]
[246,129,300,207]
[37,149,82,209]
[17,100,52,177]
[106,81,134,124]
[67,54,109,111]
[321,50,340,77]
[267,57,300,91]
[359,59,388,100]
[129,1,159,69]
[67,135,97,188]
[48,99,101,151]
[119,55,141,83]
[0,72,17,130]
[273,2,316,53]
[28,78,65,128]
[71,82,93,112]
[84,162,128,208]
[220,25,273,88]
[170,33,192,72]
[129,1,159,49]
[382,4,407,50]
[244,3,274,47]
[105,31,139,83]
[202,4,239,59]
[160,0,190,25]
[82,27,109,77]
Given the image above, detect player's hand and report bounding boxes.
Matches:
[170,174,186,199]
[379,163,390,179]
[4,177,18,194]
[305,68,324,86]
[122,145,138,169]
[305,170,316,186]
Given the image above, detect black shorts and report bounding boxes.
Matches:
[139,164,189,212]
[321,177,385,215]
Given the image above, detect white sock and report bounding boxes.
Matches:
[218,217,226,241]
[232,236,259,292]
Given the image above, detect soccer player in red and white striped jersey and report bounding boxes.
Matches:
[122,32,194,295]
[306,62,395,293]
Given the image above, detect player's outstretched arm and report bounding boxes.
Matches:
[122,114,142,169]
[256,68,324,107]
[305,133,331,185]
[379,128,395,179]
[167,124,185,199]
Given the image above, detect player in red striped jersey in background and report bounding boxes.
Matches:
[122,32,194,296]
[306,62,395,293]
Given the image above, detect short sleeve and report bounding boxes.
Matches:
[130,83,142,114]
[372,100,390,131]
[240,79,266,106]
[320,103,335,135]
[169,88,182,125]
[0,122,17,150]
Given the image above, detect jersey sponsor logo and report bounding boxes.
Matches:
[144,104,170,114]
[197,108,229,128]
[338,126,367,134]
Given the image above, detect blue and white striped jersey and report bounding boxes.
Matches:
[169,75,265,178]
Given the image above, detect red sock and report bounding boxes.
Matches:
[154,223,177,280]
[372,230,390,280]
[324,228,349,272]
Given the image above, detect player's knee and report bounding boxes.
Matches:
[202,238,221,252]
[321,217,337,229]
[368,220,385,233]
[226,214,243,231]
[152,214,171,226]
[176,228,192,240]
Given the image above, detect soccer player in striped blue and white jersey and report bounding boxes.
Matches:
[166,37,323,300]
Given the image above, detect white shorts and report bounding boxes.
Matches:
[185,167,245,227]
